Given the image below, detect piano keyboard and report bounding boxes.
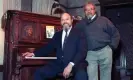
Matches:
[25,57,57,59]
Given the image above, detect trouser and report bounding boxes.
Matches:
[34,60,88,80]
[86,45,112,80]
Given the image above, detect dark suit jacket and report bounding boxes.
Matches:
[34,27,88,69]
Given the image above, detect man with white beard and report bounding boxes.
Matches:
[75,2,120,80]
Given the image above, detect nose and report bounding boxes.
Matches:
[86,9,91,13]
[86,11,91,15]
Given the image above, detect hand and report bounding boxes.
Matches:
[22,52,34,57]
[63,63,73,79]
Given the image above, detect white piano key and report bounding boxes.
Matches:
[25,57,57,59]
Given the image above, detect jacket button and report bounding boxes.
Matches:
[62,56,63,58]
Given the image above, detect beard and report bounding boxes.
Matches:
[62,23,70,31]
[86,14,93,20]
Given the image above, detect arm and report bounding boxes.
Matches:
[71,30,88,66]
[106,18,120,49]
[63,30,88,78]
[34,33,57,57]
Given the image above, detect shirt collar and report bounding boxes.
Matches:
[63,26,72,35]
[91,14,96,20]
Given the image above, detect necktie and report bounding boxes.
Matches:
[63,30,68,49]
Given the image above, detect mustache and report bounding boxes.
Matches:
[62,23,70,30]
[63,23,69,25]
[86,14,93,19]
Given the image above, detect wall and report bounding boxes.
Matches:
[0,0,4,65]
[0,0,4,79]
[59,0,101,17]
[0,0,21,65]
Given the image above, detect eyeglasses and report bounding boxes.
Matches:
[84,8,95,12]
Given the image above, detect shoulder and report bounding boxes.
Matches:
[75,18,87,26]
[77,19,86,25]
[55,30,62,34]
[53,30,62,38]
[97,16,109,21]
[55,28,63,34]
[74,19,86,30]
[96,16,113,24]
[72,27,85,36]
[73,27,81,32]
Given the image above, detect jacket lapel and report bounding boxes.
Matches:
[63,28,74,50]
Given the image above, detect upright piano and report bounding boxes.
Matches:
[1,10,65,80]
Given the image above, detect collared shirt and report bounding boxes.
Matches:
[62,26,72,48]
[61,26,75,66]
[91,14,96,20]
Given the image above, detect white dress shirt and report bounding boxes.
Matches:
[62,27,72,48]
[61,26,75,66]
[91,14,96,20]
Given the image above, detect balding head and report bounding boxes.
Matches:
[84,2,96,19]
[61,13,73,30]
[84,2,96,10]
[61,13,72,20]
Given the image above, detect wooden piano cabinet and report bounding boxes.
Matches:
[19,58,55,80]
[2,10,62,80]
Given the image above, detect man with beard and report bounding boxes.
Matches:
[22,13,88,80]
[75,2,120,80]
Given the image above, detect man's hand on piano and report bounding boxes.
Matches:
[22,52,34,57]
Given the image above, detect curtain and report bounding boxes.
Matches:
[3,0,21,13]
[32,0,54,15]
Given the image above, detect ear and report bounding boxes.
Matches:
[71,18,73,22]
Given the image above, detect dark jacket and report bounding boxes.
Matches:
[34,27,88,68]
[75,15,120,51]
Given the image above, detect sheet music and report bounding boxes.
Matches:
[25,57,57,59]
